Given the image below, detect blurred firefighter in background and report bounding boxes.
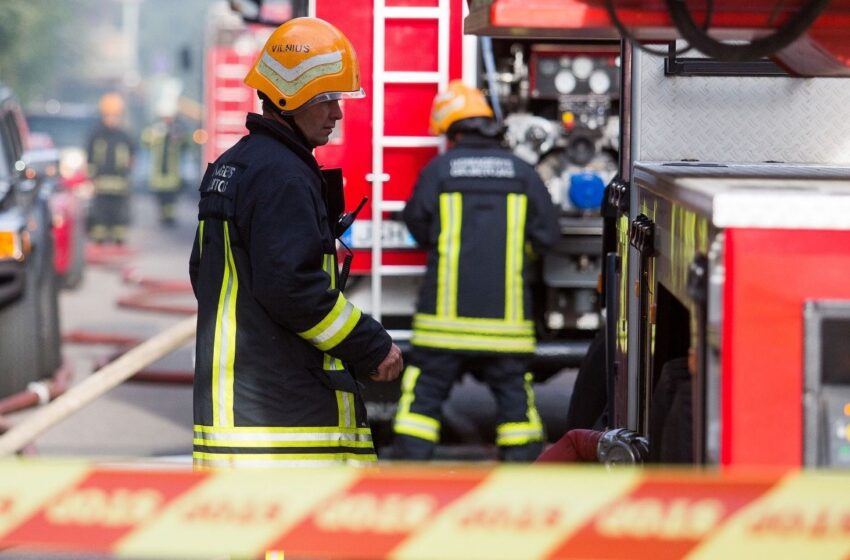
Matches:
[86,93,136,244]
[142,109,189,226]
[391,81,559,462]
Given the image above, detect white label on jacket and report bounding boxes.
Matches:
[203,163,242,196]
[449,157,515,178]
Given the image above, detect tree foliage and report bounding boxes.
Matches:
[0,0,78,102]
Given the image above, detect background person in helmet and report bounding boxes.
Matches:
[86,92,136,244]
[189,17,403,468]
[391,81,559,462]
[141,108,189,227]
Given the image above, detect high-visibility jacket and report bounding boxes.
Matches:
[189,114,392,468]
[402,134,559,354]
[141,121,186,192]
[87,124,135,194]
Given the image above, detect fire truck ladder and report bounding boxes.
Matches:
[369,0,450,324]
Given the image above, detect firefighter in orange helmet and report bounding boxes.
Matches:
[391,80,559,461]
[86,92,136,244]
[189,17,402,468]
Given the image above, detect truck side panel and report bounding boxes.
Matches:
[723,229,850,466]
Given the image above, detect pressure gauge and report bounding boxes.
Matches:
[589,69,611,94]
[554,70,576,94]
[572,56,593,80]
[539,58,558,75]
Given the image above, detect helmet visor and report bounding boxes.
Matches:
[284,88,366,114]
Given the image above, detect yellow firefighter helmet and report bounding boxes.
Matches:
[99,93,125,117]
[244,17,365,113]
[429,80,494,136]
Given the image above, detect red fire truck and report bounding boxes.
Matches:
[220,0,850,467]
[467,0,850,468]
[209,0,622,448]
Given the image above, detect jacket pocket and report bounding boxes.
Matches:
[308,366,358,394]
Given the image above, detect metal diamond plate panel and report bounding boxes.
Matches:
[633,51,850,165]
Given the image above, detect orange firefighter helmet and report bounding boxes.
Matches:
[244,17,364,113]
[429,80,494,136]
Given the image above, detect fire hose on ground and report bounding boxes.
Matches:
[0,315,196,456]
[0,361,75,434]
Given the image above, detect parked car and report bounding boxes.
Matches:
[27,101,98,218]
[26,101,99,157]
[0,83,62,397]
[26,132,86,289]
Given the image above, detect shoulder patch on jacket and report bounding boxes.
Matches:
[200,162,244,199]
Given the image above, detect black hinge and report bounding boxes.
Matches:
[629,214,655,256]
[605,176,630,215]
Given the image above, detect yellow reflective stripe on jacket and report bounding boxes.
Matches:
[211,222,238,427]
[115,143,131,170]
[92,176,130,194]
[193,423,377,467]
[411,331,536,353]
[496,372,544,446]
[336,390,356,429]
[393,365,441,442]
[322,253,336,291]
[92,139,107,169]
[194,425,373,435]
[413,313,534,337]
[148,133,183,190]
[436,192,462,317]
[505,193,527,322]
[194,427,373,448]
[198,220,205,258]
[192,452,377,469]
[298,292,361,351]
[323,353,344,371]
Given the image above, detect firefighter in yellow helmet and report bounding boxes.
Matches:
[189,17,402,468]
[391,80,559,461]
[86,93,136,244]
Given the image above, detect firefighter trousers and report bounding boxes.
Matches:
[392,348,545,462]
[153,189,180,226]
[89,193,130,244]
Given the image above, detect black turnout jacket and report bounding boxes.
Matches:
[403,134,559,355]
[189,113,391,468]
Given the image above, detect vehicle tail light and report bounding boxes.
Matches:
[0,231,25,261]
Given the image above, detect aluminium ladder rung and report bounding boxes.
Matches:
[215,64,251,79]
[378,265,426,276]
[378,200,406,212]
[381,136,441,148]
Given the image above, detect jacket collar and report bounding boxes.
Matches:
[245,113,322,179]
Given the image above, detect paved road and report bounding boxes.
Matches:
[7,192,198,461]
[5,191,577,463]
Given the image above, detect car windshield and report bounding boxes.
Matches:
[27,113,99,150]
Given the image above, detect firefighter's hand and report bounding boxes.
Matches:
[371,343,403,382]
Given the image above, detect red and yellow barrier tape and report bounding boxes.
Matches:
[0,460,848,559]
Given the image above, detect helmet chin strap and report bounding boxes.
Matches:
[282,112,313,149]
